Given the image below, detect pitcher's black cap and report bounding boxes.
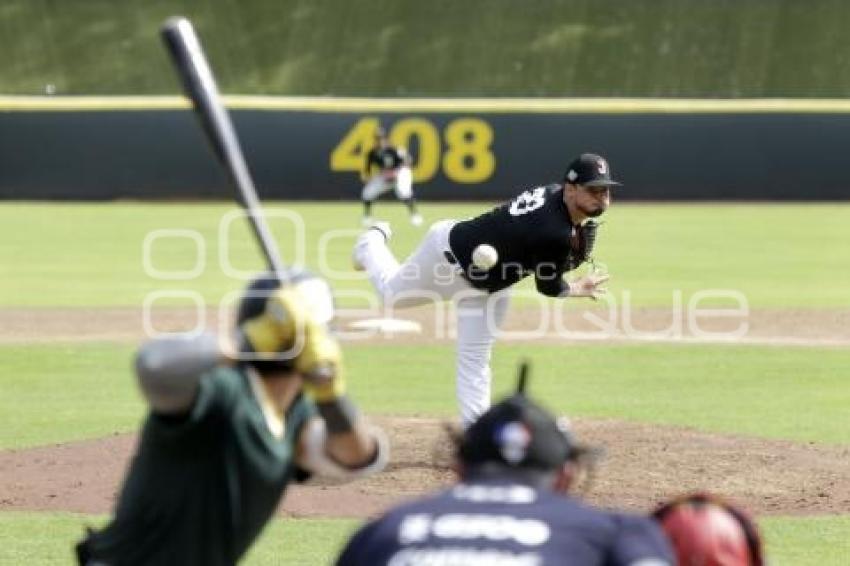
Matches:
[564,153,622,187]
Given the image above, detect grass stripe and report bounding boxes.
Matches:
[1,512,848,565]
[2,342,848,449]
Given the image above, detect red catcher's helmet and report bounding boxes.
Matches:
[652,493,764,566]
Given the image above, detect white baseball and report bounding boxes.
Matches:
[471,244,499,270]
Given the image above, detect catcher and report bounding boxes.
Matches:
[75,271,387,566]
[354,153,616,425]
[653,493,765,565]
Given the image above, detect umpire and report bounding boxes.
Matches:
[76,272,387,566]
[336,369,673,565]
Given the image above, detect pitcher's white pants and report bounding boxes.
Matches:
[354,220,510,425]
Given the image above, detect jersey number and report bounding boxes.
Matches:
[330,117,495,184]
[509,187,546,216]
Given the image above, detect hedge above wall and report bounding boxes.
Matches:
[3,0,850,98]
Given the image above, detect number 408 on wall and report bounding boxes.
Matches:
[330,117,495,184]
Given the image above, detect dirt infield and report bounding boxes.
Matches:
[2,306,849,346]
[2,305,848,523]
[2,416,849,519]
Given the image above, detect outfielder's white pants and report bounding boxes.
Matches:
[361,167,413,201]
[354,220,510,425]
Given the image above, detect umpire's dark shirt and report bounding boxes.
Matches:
[336,479,673,566]
[449,184,586,296]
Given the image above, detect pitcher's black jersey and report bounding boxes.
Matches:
[449,184,594,296]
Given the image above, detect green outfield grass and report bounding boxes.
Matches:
[1,511,847,565]
[760,515,850,565]
[3,341,848,450]
[1,343,141,449]
[0,512,360,566]
[0,202,847,308]
[2,201,847,563]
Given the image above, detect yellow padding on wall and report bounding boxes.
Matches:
[2,95,850,114]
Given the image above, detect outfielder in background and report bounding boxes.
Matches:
[361,126,423,227]
[336,374,674,565]
[75,272,387,566]
[354,153,615,425]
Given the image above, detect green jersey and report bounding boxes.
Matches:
[81,365,315,565]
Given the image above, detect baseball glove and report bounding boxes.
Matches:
[568,220,599,270]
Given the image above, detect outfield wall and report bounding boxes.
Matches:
[2,97,849,201]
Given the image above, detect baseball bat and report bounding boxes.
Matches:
[160,16,287,280]
[516,359,530,394]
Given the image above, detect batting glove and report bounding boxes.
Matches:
[241,287,345,402]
